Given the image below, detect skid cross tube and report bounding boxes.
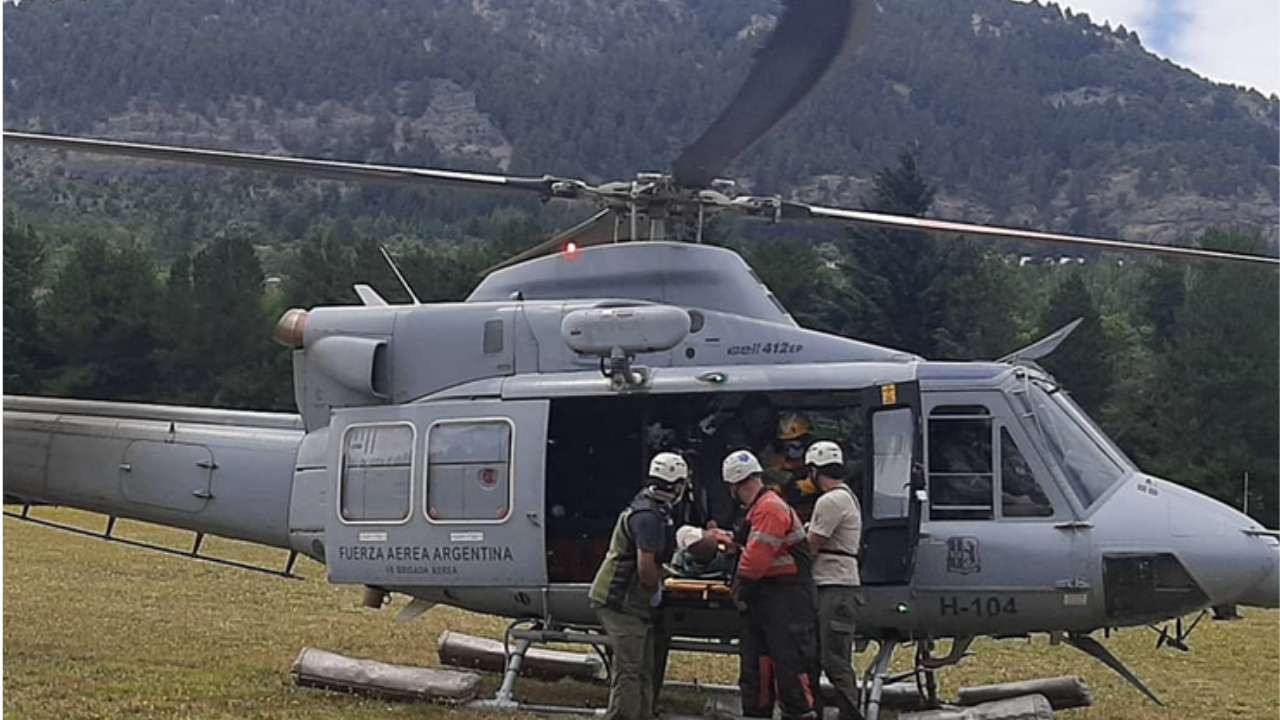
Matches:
[861,639,899,720]
[3,505,302,580]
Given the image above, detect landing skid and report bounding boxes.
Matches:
[303,628,1095,718]
[859,637,976,720]
[461,624,741,716]
[463,631,1032,720]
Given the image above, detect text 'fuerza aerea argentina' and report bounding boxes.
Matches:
[337,545,515,563]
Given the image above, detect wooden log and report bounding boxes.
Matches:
[967,695,1055,720]
[696,681,925,718]
[957,676,1091,710]
[437,630,607,681]
[291,646,480,701]
[1213,604,1242,621]
[901,694,1054,720]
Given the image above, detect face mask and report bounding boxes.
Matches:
[785,441,805,459]
[649,481,686,507]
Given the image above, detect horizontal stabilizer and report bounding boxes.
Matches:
[998,318,1082,365]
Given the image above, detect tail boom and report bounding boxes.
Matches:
[4,395,305,550]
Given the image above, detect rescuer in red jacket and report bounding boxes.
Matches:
[717,449,821,720]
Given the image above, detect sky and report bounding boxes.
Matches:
[1016,0,1280,96]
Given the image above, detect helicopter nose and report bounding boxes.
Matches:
[1235,548,1279,608]
[1154,477,1278,608]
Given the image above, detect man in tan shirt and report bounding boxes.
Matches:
[805,440,864,720]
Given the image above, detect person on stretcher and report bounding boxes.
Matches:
[668,525,737,580]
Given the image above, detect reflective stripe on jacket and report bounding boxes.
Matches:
[738,490,808,581]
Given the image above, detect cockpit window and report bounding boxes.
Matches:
[1000,428,1053,517]
[1027,385,1125,507]
[1057,392,1138,470]
[928,405,994,521]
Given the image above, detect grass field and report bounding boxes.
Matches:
[4,508,1278,719]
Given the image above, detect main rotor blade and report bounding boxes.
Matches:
[483,209,623,275]
[671,0,873,188]
[782,201,1280,267]
[3,131,561,198]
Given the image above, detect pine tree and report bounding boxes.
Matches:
[3,219,47,393]
[40,237,163,400]
[285,228,357,309]
[735,237,852,332]
[1138,260,1186,350]
[842,150,1019,359]
[1038,272,1114,415]
[842,150,936,353]
[152,253,200,403]
[1152,230,1279,527]
[189,233,288,408]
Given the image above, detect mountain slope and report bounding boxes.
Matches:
[4,0,1277,246]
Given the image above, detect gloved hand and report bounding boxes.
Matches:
[705,527,735,545]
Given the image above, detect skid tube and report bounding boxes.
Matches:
[459,623,740,716]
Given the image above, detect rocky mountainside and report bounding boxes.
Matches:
[4,0,1277,246]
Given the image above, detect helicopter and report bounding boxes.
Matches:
[4,0,1279,717]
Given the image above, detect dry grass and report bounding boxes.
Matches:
[4,508,1278,719]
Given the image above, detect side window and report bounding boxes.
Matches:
[340,423,414,523]
[426,420,513,522]
[999,428,1054,518]
[871,408,912,520]
[928,406,993,521]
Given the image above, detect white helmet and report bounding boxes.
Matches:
[649,452,689,485]
[805,440,843,469]
[722,449,764,485]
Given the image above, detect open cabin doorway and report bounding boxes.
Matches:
[543,389,882,583]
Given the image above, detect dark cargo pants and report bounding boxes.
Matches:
[652,612,672,717]
[738,584,820,720]
[599,606,656,720]
[818,586,864,720]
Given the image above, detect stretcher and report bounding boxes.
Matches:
[663,577,733,601]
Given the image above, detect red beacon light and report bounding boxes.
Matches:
[563,241,579,257]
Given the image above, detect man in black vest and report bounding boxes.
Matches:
[589,453,689,720]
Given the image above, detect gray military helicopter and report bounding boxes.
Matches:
[5,0,1279,717]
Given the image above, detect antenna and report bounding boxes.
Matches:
[378,245,421,306]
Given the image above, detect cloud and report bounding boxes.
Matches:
[1169,0,1280,96]
[1013,0,1279,96]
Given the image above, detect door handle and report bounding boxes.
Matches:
[1055,579,1091,590]
[192,489,214,500]
[1054,521,1093,531]
[526,511,541,527]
